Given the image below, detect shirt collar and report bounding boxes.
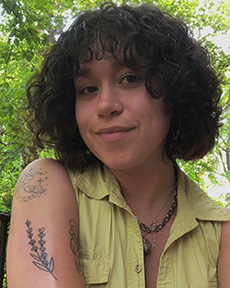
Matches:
[70,164,230,222]
[177,167,230,222]
[70,164,129,209]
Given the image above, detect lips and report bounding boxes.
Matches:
[96,126,134,142]
[97,126,133,134]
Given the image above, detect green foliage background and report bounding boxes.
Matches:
[0,0,230,215]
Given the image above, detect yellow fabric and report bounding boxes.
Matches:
[69,165,230,288]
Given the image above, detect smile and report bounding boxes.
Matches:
[96,126,134,142]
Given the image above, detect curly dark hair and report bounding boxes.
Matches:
[27,2,222,170]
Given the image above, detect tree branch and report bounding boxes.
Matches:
[1,0,20,18]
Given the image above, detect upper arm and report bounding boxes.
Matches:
[218,208,230,288]
[6,158,85,288]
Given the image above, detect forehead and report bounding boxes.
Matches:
[76,52,149,80]
[76,55,127,77]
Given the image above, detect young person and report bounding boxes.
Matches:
[7,3,230,287]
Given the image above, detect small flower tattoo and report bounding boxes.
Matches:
[25,219,57,280]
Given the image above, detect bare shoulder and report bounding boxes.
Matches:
[220,207,230,239]
[10,157,77,230]
[220,207,230,245]
[223,207,230,215]
[7,158,85,287]
[218,207,230,287]
[20,157,68,175]
[14,158,71,203]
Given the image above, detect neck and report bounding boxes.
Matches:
[110,159,176,218]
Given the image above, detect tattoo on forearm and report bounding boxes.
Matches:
[15,168,48,202]
[25,219,57,280]
[69,219,82,273]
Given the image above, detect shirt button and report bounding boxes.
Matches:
[135,264,142,273]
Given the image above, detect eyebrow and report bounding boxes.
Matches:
[75,60,127,79]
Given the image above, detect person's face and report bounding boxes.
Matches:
[74,56,171,172]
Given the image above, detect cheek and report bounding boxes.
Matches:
[75,100,86,124]
[75,105,93,146]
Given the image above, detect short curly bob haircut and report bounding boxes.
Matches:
[27,2,222,171]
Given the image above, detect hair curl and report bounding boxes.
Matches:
[27,2,222,170]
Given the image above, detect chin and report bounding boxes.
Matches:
[103,158,142,172]
[99,157,132,170]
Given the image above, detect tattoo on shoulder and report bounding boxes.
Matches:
[15,168,48,202]
[69,219,82,273]
[25,219,57,280]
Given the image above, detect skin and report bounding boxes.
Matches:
[74,57,172,174]
[74,56,230,287]
[74,56,176,218]
[6,158,85,288]
[74,57,177,287]
[7,56,230,287]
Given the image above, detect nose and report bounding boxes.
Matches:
[97,86,123,117]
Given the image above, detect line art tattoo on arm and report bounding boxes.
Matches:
[15,168,48,202]
[69,219,82,273]
[25,219,57,280]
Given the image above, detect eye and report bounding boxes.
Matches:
[79,86,99,95]
[121,74,142,84]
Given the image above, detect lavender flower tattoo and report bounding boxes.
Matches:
[25,219,57,280]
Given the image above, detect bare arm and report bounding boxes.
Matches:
[218,208,230,288]
[7,158,85,288]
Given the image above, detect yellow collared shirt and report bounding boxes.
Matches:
[69,165,230,288]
